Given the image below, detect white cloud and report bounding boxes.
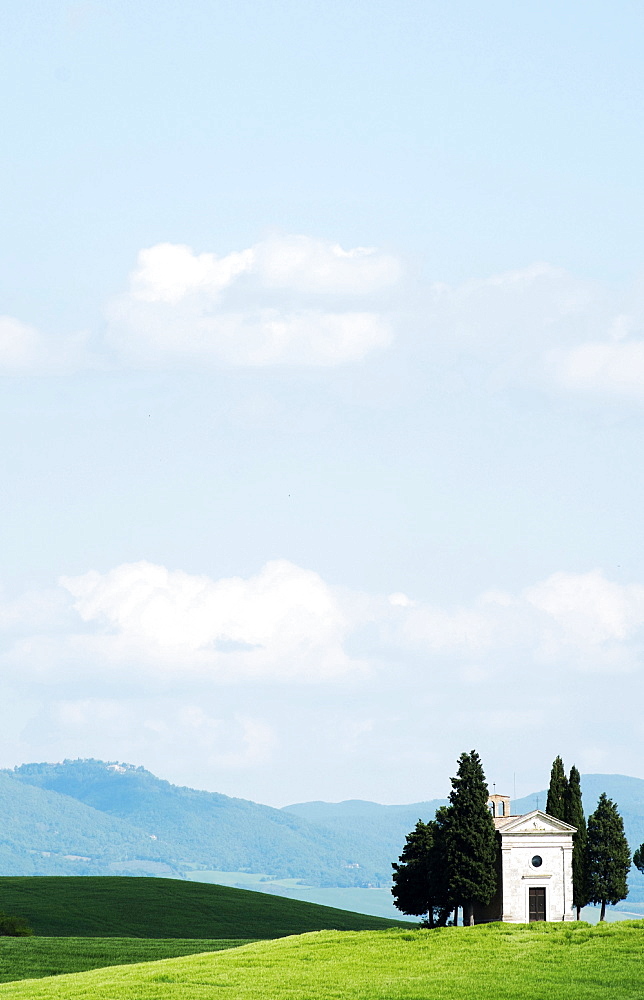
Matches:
[107,234,399,367]
[0,316,42,369]
[254,234,400,294]
[388,592,414,608]
[554,340,644,396]
[57,558,362,682]
[398,569,644,674]
[0,317,91,374]
[426,263,598,355]
[423,262,644,401]
[1,562,644,799]
[129,243,255,304]
[2,562,644,686]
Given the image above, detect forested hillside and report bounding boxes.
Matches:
[6,761,388,885]
[0,770,174,876]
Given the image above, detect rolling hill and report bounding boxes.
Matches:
[0,876,410,938]
[0,923,642,999]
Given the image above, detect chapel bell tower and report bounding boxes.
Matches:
[488,793,511,820]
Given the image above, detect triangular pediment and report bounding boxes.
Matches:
[499,810,576,835]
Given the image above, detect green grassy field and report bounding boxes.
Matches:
[0,922,642,999]
[0,877,411,937]
[0,937,250,983]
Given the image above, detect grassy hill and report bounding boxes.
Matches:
[0,877,411,938]
[0,938,248,985]
[0,922,642,999]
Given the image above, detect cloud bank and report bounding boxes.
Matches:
[397,569,644,674]
[57,559,360,682]
[2,559,643,799]
[2,560,644,685]
[6,240,644,400]
[107,234,400,367]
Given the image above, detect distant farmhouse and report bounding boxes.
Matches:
[474,794,577,923]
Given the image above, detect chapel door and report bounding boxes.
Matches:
[529,887,546,921]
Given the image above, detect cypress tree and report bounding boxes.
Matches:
[392,819,435,923]
[446,750,497,926]
[545,755,568,820]
[564,764,588,919]
[391,812,451,927]
[586,793,631,921]
[633,844,644,874]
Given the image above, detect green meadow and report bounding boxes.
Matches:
[0,877,641,999]
[0,876,410,937]
[0,922,643,999]
[0,937,248,984]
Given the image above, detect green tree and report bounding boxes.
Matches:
[545,756,568,821]
[586,793,631,921]
[446,750,497,926]
[633,844,644,874]
[391,809,452,927]
[564,764,588,919]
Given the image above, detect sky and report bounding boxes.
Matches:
[2,0,644,807]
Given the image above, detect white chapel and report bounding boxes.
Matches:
[473,794,577,923]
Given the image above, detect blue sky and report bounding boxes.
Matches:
[2,1,644,806]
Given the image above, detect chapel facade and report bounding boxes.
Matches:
[473,794,577,923]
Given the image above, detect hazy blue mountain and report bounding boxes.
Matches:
[283,799,448,821]
[285,774,644,902]
[7,760,389,885]
[282,797,449,877]
[0,769,176,876]
[3,760,644,902]
[286,774,644,854]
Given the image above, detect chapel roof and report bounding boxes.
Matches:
[495,809,577,835]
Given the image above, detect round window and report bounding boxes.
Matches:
[531,855,543,868]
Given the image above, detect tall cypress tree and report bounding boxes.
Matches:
[586,793,631,921]
[392,809,452,927]
[392,819,435,923]
[545,755,568,820]
[446,750,497,926]
[564,764,588,919]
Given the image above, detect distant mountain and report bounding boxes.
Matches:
[285,774,644,849]
[284,774,644,902]
[0,768,173,876]
[282,797,448,878]
[2,760,644,901]
[5,760,390,885]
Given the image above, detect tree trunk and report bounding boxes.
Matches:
[454,907,458,926]
[464,901,474,926]
[576,905,581,921]
[427,909,434,929]
[600,900,606,921]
